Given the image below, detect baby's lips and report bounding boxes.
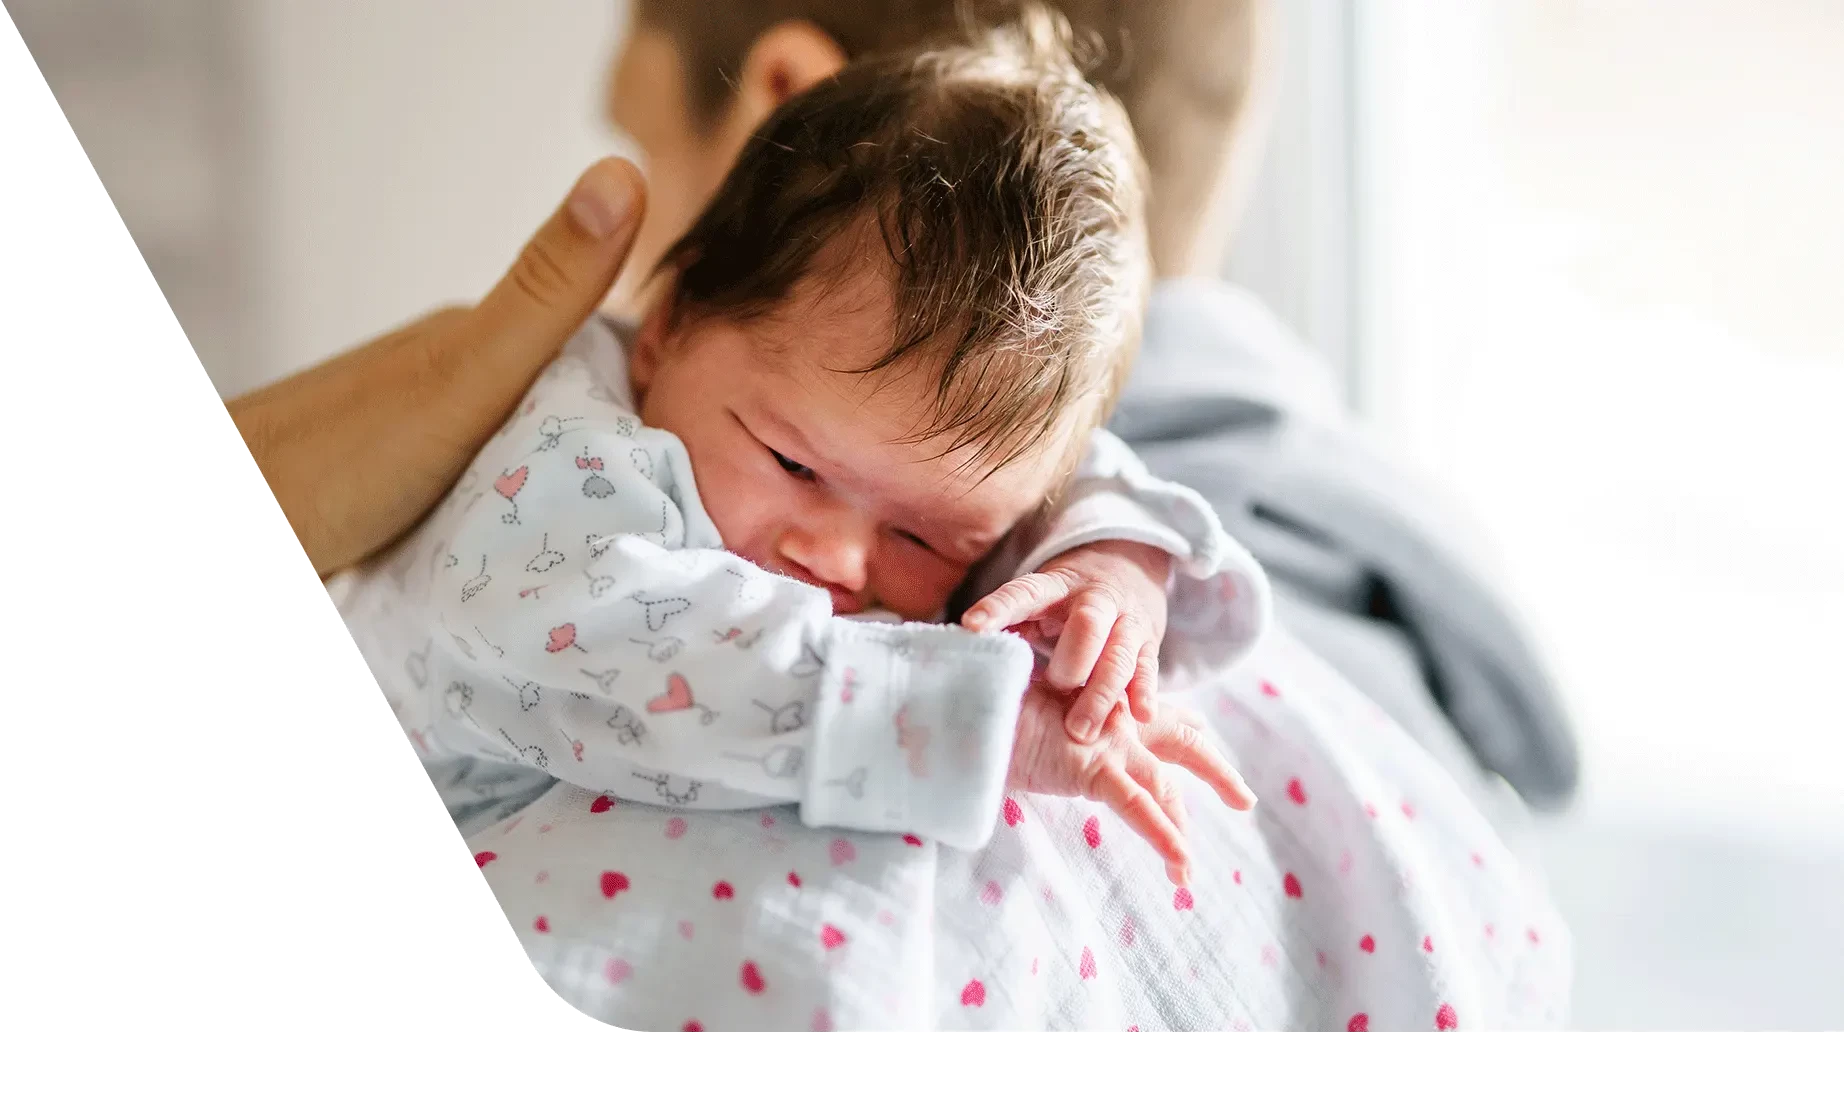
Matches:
[826,586,865,614]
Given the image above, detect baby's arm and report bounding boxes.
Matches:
[960,429,1270,744]
[965,428,1271,685]
[421,383,1032,850]
[1033,429,1270,679]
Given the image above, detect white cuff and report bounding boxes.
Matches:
[800,621,1032,850]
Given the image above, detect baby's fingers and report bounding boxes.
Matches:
[1144,707,1257,811]
[1126,747,1191,839]
[961,570,1076,633]
[1090,762,1191,886]
[1127,642,1159,723]
[1063,620,1139,741]
[1045,591,1119,694]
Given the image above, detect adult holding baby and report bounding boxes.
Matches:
[234,0,1281,876]
[235,0,1569,824]
[231,1,1572,1029]
[232,0,1262,580]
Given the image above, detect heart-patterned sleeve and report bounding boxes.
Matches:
[416,364,1034,851]
[986,427,1273,688]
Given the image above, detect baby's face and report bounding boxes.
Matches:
[629,267,1067,621]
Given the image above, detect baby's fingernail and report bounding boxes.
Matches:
[1068,713,1096,740]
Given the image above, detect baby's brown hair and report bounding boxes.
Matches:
[632,0,1260,276]
[658,8,1150,480]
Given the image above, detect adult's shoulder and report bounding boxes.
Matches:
[1121,278,1345,429]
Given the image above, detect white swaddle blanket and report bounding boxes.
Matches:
[333,316,1570,1030]
[463,625,1569,1031]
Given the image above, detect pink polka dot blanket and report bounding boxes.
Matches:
[463,627,1570,1031]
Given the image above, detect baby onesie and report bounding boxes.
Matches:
[333,316,1268,850]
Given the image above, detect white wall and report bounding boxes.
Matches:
[14,0,632,399]
[243,0,632,397]
[9,0,260,387]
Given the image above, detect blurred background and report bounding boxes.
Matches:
[10,0,1841,1028]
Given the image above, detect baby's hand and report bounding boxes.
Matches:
[1008,676,1256,885]
[962,540,1171,743]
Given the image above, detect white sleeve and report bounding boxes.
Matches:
[416,370,1033,851]
[1005,429,1272,687]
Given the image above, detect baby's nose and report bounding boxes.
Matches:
[777,514,872,598]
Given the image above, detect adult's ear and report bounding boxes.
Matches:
[730,20,848,132]
[626,273,680,401]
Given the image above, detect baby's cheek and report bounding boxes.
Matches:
[694,458,775,551]
[871,549,964,622]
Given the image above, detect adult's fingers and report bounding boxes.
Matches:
[447,158,647,388]
[961,569,1077,633]
[1144,707,1258,811]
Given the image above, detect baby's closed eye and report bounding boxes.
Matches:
[891,527,933,553]
[769,445,939,553]
[769,447,815,480]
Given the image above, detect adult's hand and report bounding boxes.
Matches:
[228,158,647,578]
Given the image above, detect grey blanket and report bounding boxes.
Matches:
[1109,278,1579,811]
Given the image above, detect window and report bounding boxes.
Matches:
[1349,0,1844,845]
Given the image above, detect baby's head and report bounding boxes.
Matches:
[628,11,1149,620]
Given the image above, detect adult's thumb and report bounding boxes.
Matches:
[455,157,646,383]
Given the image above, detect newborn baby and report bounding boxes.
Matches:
[337,15,1269,878]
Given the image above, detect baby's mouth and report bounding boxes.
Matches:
[798,575,864,615]
[826,588,866,616]
[760,558,866,615]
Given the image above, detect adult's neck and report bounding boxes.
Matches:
[602,265,673,324]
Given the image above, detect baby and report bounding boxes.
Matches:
[335,13,1268,880]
